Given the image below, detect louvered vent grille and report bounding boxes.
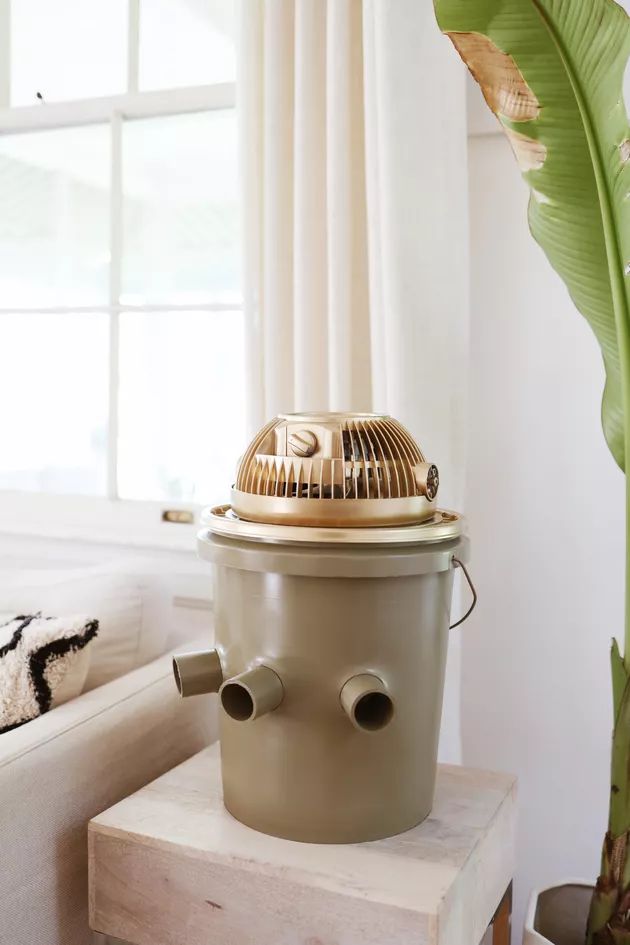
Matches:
[231,414,439,527]
[236,416,431,500]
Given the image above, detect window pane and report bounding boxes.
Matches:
[11,0,127,105]
[139,0,235,90]
[121,111,239,305]
[0,314,108,495]
[0,124,110,307]
[118,311,246,503]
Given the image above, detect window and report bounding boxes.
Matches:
[0,0,245,546]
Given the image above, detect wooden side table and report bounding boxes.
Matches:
[89,745,516,945]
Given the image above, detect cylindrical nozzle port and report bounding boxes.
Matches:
[413,462,440,500]
[172,648,223,698]
[340,674,394,732]
[220,666,284,721]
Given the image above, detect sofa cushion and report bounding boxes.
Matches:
[0,566,172,691]
[0,613,99,733]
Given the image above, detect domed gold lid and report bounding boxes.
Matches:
[230,412,440,528]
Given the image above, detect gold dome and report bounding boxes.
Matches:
[231,412,439,528]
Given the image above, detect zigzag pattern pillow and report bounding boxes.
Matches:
[0,613,99,734]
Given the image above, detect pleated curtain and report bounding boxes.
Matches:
[238,0,469,760]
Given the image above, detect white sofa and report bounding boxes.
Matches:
[0,561,218,945]
[0,642,218,945]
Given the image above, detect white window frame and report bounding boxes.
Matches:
[0,0,240,551]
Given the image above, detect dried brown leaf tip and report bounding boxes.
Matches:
[446,31,540,122]
[504,127,547,172]
[620,139,630,163]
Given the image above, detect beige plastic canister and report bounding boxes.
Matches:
[195,529,467,843]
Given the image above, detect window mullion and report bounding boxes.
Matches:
[107,111,124,500]
[0,84,236,133]
[0,302,243,315]
[127,0,140,94]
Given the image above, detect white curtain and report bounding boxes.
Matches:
[238,0,469,760]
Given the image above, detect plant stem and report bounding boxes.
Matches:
[587,655,630,940]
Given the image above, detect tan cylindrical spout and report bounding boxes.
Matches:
[340,674,394,732]
[172,648,223,698]
[220,666,284,721]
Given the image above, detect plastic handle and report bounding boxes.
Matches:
[449,557,477,629]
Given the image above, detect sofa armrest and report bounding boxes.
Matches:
[0,642,218,945]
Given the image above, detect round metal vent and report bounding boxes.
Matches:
[231,412,439,528]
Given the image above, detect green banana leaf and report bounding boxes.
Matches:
[433,0,630,472]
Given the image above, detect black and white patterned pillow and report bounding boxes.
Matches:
[0,613,99,734]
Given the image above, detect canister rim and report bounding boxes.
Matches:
[202,505,464,547]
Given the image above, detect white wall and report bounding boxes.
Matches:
[464,131,625,937]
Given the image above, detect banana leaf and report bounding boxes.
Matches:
[434,0,630,473]
[432,0,630,939]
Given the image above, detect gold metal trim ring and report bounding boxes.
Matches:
[203,505,464,546]
[231,489,437,528]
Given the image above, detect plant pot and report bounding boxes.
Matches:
[523,881,593,944]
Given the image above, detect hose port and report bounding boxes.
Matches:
[353,690,394,732]
[340,673,395,733]
[220,666,284,721]
[221,681,255,721]
[172,649,223,698]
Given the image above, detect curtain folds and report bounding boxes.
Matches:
[241,0,374,423]
[238,0,469,758]
[239,0,468,487]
